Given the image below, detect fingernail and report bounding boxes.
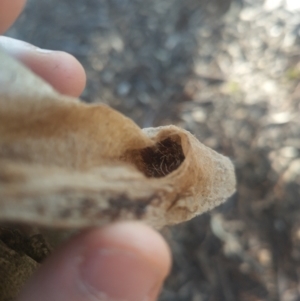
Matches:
[79,248,162,301]
[34,48,54,54]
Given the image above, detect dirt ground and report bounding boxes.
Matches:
[6,0,300,300]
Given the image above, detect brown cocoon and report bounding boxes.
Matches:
[0,49,236,300]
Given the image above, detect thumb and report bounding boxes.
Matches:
[17,222,171,301]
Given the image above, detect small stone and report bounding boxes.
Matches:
[101,71,114,84]
[258,248,272,266]
[191,109,206,123]
[239,8,260,21]
[117,82,131,96]
[283,159,300,181]
[270,112,291,124]
[137,93,151,104]
[279,146,298,158]
[269,25,283,37]
[165,34,181,50]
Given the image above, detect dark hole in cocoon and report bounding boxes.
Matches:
[136,136,185,178]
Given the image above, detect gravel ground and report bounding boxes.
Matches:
[6,0,300,300]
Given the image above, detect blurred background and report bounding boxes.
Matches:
[6,0,300,300]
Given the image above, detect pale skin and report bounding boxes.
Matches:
[0,1,171,300]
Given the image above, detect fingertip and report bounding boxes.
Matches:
[18,223,171,301]
[0,37,86,97]
[32,50,87,97]
[79,222,171,301]
[89,222,172,277]
[0,0,26,33]
[19,49,87,97]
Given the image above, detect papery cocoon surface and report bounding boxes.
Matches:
[0,48,236,301]
[0,49,236,230]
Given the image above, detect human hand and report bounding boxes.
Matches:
[0,0,86,97]
[0,1,171,300]
[17,223,171,301]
